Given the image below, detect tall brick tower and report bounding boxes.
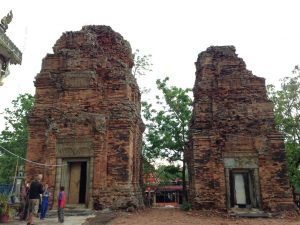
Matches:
[26,26,144,209]
[187,46,295,212]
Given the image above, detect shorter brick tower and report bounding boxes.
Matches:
[188,46,295,212]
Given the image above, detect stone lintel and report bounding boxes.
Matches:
[56,138,93,158]
[224,156,258,169]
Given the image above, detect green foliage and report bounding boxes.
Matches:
[132,49,153,94]
[132,49,156,180]
[142,77,192,163]
[156,164,181,186]
[142,156,156,182]
[133,50,191,200]
[0,93,35,183]
[132,49,153,78]
[142,77,192,202]
[267,66,300,187]
[180,201,192,211]
[0,193,9,215]
[285,143,300,186]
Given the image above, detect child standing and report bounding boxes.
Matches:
[40,184,50,220]
[58,186,66,223]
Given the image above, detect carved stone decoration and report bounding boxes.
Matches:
[0,10,13,33]
[187,46,295,212]
[0,11,22,86]
[26,26,144,209]
[56,139,93,158]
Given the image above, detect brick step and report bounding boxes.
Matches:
[229,208,273,218]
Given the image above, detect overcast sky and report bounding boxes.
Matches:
[1,0,300,130]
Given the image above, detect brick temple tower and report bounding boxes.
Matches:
[26,26,144,209]
[187,46,295,212]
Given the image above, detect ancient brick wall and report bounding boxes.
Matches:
[187,46,294,212]
[26,25,144,209]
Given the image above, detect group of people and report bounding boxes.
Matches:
[20,174,66,225]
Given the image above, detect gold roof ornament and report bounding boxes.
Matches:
[0,10,13,33]
[0,10,22,86]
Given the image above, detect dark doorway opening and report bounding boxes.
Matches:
[79,162,87,204]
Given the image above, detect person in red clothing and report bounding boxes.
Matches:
[58,186,66,223]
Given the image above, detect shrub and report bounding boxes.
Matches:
[180,202,192,211]
[0,193,9,216]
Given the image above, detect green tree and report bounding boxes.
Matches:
[142,77,192,201]
[0,93,35,183]
[132,49,153,95]
[132,49,153,78]
[132,49,154,179]
[267,66,300,187]
[142,156,156,183]
[156,164,182,186]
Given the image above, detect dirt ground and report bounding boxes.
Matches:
[7,208,299,225]
[7,215,93,225]
[86,208,300,225]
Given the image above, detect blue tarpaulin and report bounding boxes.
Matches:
[0,184,15,194]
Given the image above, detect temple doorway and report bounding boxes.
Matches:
[68,161,87,205]
[229,170,256,208]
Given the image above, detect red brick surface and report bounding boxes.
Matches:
[187,46,294,212]
[26,26,144,209]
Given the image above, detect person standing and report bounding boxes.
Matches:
[40,184,50,220]
[58,186,66,223]
[19,180,28,220]
[23,183,30,220]
[27,174,44,225]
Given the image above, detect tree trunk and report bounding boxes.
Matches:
[182,158,188,203]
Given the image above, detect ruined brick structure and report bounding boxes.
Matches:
[26,26,144,209]
[187,46,294,212]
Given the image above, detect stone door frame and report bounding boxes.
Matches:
[224,153,262,210]
[55,157,94,209]
[55,139,94,208]
[228,169,255,207]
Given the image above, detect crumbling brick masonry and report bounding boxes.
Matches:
[26,25,144,209]
[187,46,295,212]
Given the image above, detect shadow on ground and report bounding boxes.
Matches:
[83,211,117,225]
